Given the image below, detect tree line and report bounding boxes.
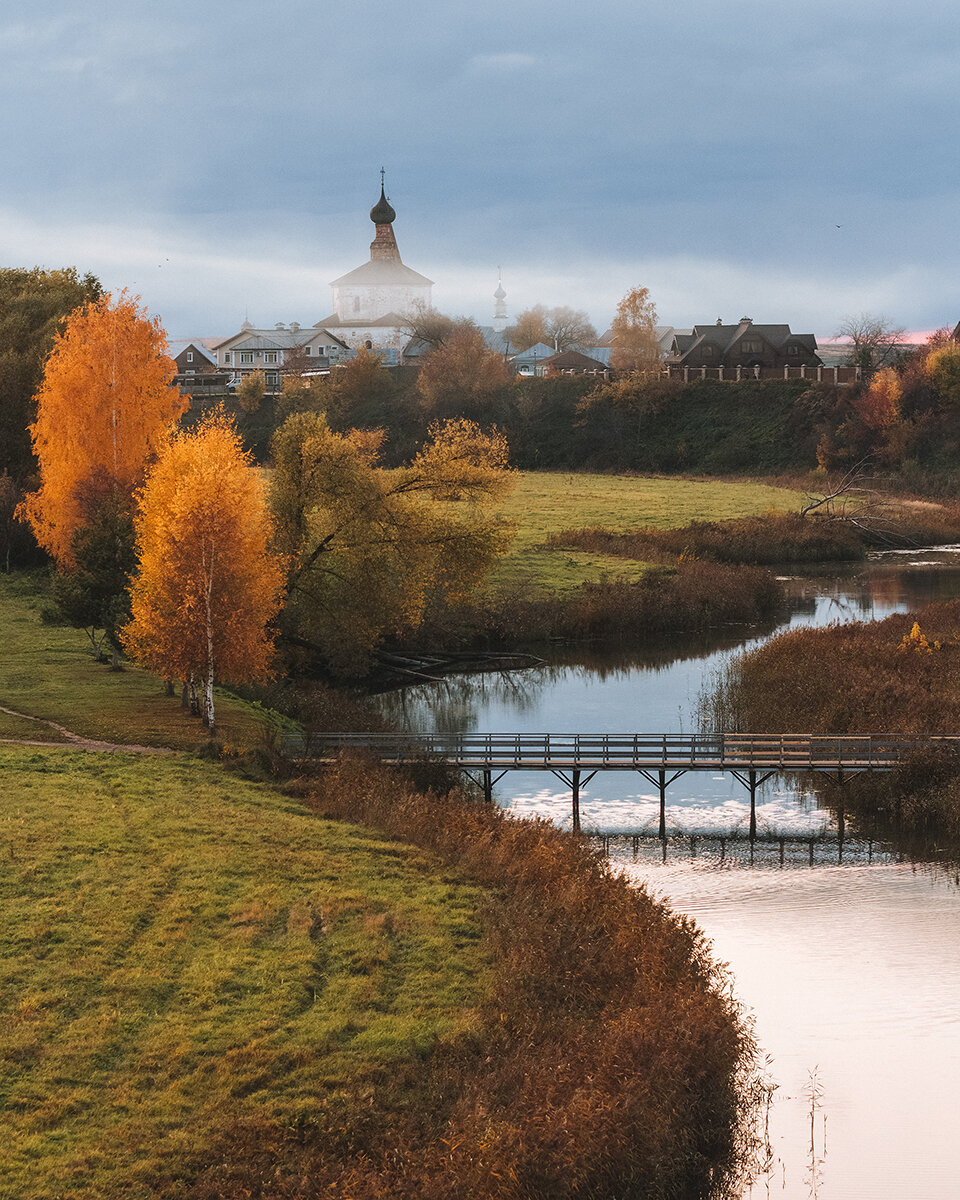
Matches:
[9,280,513,733]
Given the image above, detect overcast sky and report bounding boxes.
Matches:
[2,0,957,340]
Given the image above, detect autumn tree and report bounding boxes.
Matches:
[851,366,902,430]
[610,286,662,374]
[835,313,906,377]
[51,476,136,667]
[0,266,103,481]
[925,342,960,407]
[123,411,285,734]
[19,292,184,567]
[236,369,266,413]
[271,412,514,673]
[279,346,398,428]
[505,305,597,353]
[416,325,511,413]
[401,301,457,351]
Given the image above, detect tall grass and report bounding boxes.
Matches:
[192,755,757,1199]
[702,600,960,838]
[427,558,784,650]
[550,514,864,565]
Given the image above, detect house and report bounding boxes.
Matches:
[510,343,556,377]
[669,319,821,370]
[169,339,232,399]
[211,322,349,388]
[545,349,609,376]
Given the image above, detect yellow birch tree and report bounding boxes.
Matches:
[19,292,184,566]
[122,411,285,734]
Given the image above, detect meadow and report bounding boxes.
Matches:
[0,748,488,1199]
[491,472,807,595]
[0,572,286,751]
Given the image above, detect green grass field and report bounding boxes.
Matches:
[492,472,807,595]
[0,572,289,751]
[0,747,488,1198]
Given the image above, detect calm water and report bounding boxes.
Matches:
[372,550,960,1198]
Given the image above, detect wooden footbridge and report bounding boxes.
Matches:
[287,732,952,836]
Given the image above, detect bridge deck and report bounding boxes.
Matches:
[288,732,954,772]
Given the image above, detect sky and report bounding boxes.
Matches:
[2,0,958,341]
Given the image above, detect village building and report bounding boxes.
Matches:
[669,318,820,370]
[209,179,432,382]
[312,181,433,353]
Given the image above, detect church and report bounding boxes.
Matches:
[210,180,434,380]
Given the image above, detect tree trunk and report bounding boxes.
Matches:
[181,681,189,710]
[165,679,175,697]
[203,538,216,737]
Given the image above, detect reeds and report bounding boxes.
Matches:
[549,514,865,565]
[427,559,783,651]
[704,599,960,838]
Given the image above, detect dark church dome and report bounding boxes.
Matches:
[370,185,396,225]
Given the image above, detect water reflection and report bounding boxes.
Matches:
[370,551,960,1200]
[622,856,960,1199]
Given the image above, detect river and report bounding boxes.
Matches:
[372,549,960,1199]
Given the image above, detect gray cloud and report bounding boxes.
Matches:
[1,0,957,337]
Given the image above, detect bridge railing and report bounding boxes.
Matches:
[285,731,959,769]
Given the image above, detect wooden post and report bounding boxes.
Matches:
[572,768,581,832]
[658,768,667,841]
[482,769,493,805]
[749,769,758,841]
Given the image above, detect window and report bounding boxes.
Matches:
[702,344,715,358]
[304,346,311,355]
[264,351,278,364]
[266,372,279,386]
[788,344,800,356]
[740,339,762,354]
[187,351,194,362]
[240,351,254,364]
[222,352,231,364]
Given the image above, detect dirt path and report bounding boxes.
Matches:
[0,705,176,755]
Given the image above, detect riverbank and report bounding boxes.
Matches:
[0,572,756,1198]
[704,596,960,838]
[547,498,960,569]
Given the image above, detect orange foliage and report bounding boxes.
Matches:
[122,411,285,733]
[416,325,511,411]
[610,285,661,374]
[851,365,902,430]
[19,292,183,566]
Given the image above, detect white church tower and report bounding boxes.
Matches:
[318,173,433,351]
[492,267,508,333]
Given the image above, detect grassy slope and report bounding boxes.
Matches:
[0,572,286,751]
[0,748,487,1199]
[492,472,807,595]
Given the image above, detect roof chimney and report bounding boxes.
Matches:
[740,316,753,324]
[716,317,723,326]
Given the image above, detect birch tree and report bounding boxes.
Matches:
[123,411,285,734]
[19,291,184,567]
